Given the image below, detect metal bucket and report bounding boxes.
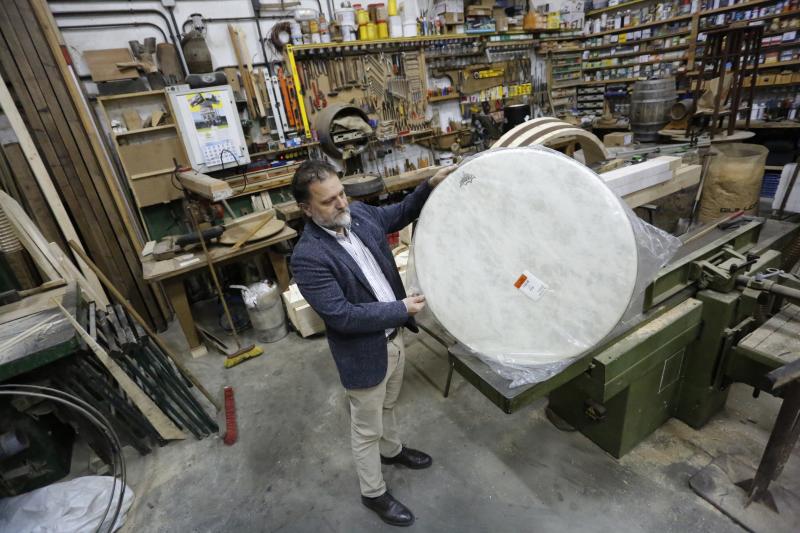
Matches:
[232,281,288,343]
[630,79,676,142]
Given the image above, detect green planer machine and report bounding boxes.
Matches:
[442,216,800,459]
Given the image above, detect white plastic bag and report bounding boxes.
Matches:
[0,476,133,533]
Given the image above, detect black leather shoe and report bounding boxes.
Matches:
[381,447,433,469]
[361,491,415,526]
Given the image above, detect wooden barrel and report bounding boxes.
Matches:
[630,79,676,142]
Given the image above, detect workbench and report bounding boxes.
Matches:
[141,226,297,357]
[0,285,78,382]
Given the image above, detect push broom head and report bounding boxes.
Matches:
[224,344,264,369]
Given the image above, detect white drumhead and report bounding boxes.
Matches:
[414,147,639,366]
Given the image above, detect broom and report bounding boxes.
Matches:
[188,208,263,368]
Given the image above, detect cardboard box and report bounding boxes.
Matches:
[604,132,633,147]
[282,284,325,338]
[466,6,492,17]
[433,0,464,15]
[756,74,775,86]
[493,8,508,31]
[777,72,793,84]
[443,12,464,24]
[792,72,800,82]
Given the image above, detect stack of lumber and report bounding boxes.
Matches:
[0,0,167,329]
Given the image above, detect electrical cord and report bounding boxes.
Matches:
[0,384,125,533]
[219,148,249,195]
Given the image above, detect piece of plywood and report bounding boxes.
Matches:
[219,211,285,245]
[118,137,187,179]
[83,48,139,82]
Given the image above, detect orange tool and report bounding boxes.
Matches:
[277,67,295,128]
[286,75,303,133]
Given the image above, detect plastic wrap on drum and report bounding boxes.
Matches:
[411,146,680,388]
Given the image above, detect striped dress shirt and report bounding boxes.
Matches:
[318,223,397,336]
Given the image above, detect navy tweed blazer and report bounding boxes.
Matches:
[290,180,433,389]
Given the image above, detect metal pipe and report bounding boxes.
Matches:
[59,22,168,44]
[736,275,800,301]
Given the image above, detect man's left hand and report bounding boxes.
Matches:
[428,165,457,188]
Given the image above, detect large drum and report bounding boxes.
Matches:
[413,146,640,367]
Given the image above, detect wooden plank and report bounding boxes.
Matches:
[0,190,59,281]
[6,1,126,278]
[1,143,67,251]
[0,284,67,325]
[177,169,233,201]
[622,164,702,208]
[82,48,138,82]
[10,0,166,328]
[21,0,154,305]
[0,6,108,304]
[227,24,258,118]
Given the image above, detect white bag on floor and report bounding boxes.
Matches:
[0,476,133,533]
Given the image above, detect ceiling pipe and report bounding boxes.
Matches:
[59,22,169,44]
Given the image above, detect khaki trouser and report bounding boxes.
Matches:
[346,333,405,497]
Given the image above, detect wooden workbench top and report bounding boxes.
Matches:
[142,225,297,282]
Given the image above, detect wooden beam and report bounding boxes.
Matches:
[29,0,146,253]
[0,31,106,305]
[228,24,258,118]
[622,165,702,208]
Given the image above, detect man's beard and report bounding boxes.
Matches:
[313,207,351,231]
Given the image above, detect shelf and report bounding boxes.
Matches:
[554,77,642,88]
[697,8,800,32]
[699,0,775,16]
[249,142,319,158]
[586,44,689,60]
[587,0,653,17]
[764,27,800,37]
[428,94,461,102]
[130,167,176,180]
[584,29,692,50]
[753,58,800,69]
[752,80,800,87]
[582,13,694,39]
[583,55,687,71]
[485,39,536,47]
[114,124,176,138]
[761,40,800,50]
[289,32,542,53]
[687,58,800,77]
[96,89,166,102]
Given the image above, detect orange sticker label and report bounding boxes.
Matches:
[513,274,527,289]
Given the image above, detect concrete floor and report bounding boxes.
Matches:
[118,310,799,533]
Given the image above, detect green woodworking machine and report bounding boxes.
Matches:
[445,216,800,459]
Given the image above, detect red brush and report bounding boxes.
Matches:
[223,386,238,445]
